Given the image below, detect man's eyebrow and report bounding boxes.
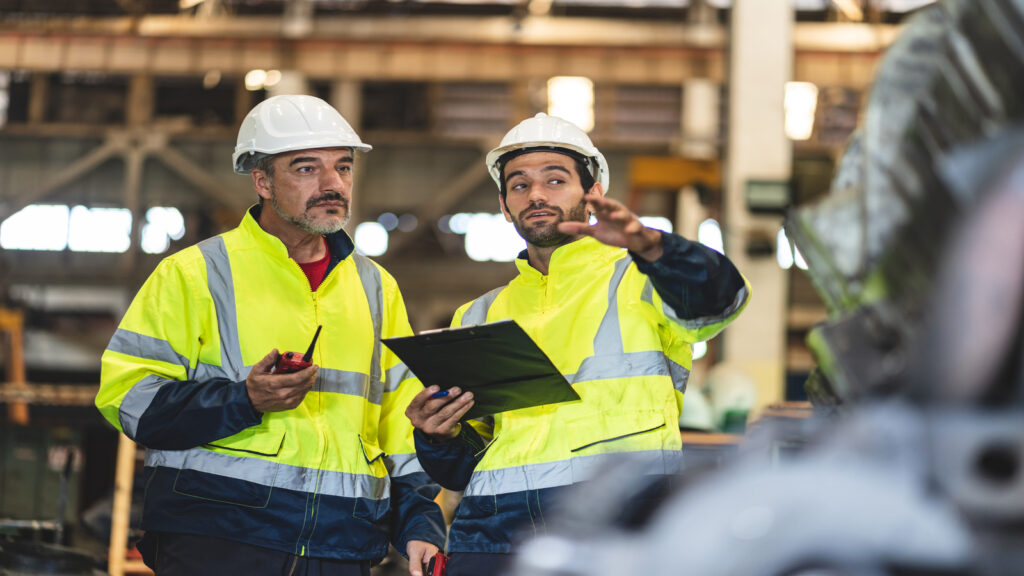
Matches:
[541,165,572,175]
[504,165,571,183]
[287,155,353,166]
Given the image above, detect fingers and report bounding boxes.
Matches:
[436,397,475,431]
[557,221,593,236]
[426,389,474,430]
[593,199,636,225]
[584,192,623,216]
[253,349,279,374]
[407,386,437,412]
[246,355,317,412]
[406,540,438,576]
[406,548,422,576]
[406,541,434,576]
[406,386,474,439]
[623,218,644,234]
[558,192,645,251]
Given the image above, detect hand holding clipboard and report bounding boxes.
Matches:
[383,320,580,420]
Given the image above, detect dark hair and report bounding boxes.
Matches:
[251,154,276,205]
[253,154,276,180]
[496,147,596,198]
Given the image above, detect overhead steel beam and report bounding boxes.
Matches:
[0,19,896,87]
[0,34,724,85]
[0,125,248,229]
[384,152,492,257]
[120,148,145,272]
[155,145,253,214]
[0,16,897,49]
[0,139,123,221]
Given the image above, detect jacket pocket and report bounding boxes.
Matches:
[455,494,497,520]
[357,434,385,465]
[352,496,387,522]
[172,429,285,508]
[567,410,666,453]
[205,426,286,457]
[352,436,388,522]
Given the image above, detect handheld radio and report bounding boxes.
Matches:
[426,552,448,576]
[274,325,322,374]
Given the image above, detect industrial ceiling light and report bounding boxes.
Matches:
[355,222,389,257]
[547,76,594,133]
[264,70,282,87]
[245,69,282,91]
[245,69,267,91]
[784,81,819,141]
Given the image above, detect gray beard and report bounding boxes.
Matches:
[512,199,588,248]
[270,186,349,236]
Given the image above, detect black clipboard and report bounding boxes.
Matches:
[382,320,580,419]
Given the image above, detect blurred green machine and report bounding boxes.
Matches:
[0,426,81,535]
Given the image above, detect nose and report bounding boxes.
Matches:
[321,168,347,191]
[526,182,548,204]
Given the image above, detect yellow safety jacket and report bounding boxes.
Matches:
[414,234,749,553]
[96,207,444,560]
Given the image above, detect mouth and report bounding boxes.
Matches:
[524,210,556,221]
[309,199,348,211]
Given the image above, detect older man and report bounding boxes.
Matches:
[97,95,445,576]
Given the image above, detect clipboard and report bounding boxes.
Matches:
[382,320,580,419]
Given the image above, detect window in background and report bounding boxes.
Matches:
[0,204,71,251]
[142,207,186,254]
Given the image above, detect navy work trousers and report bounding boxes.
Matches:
[445,552,512,576]
[137,531,372,576]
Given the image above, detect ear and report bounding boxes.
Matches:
[252,170,273,201]
[586,181,605,199]
[498,194,514,223]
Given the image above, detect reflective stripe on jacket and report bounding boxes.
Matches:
[417,235,750,553]
[96,207,445,560]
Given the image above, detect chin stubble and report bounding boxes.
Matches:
[270,187,349,235]
[513,199,588,248]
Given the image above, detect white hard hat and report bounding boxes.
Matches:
[232,94,372,174]
[485,113,609,193]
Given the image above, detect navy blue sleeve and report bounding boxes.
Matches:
[133,378,262,450]
[388,471,447,552]
[413,425,487,491]
[630,230,746,320]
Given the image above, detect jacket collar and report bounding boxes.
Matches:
[514,236,623,282]
[241,204,356,271]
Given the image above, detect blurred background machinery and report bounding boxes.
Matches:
[507,1,1024,574]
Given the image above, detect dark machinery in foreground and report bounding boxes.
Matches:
[506,1,1024,574]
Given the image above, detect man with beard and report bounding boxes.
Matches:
[96,95,445,576]
[405,113,750,576]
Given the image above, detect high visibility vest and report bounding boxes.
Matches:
[96,209,436,559]
[449,237,748,542]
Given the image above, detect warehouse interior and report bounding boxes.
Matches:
[3,0,1024,574]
